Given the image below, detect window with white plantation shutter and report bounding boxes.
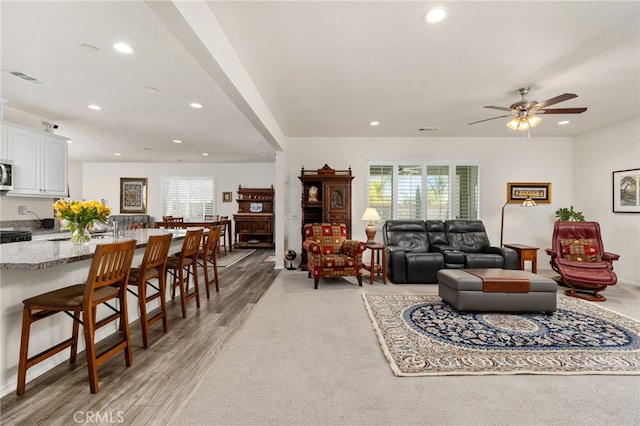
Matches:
[398,165,422,219]
[163,177,216,218]
[425,165,450,220]
[368,165,393,221]
[456,165,479,220]
[367,161,480,221]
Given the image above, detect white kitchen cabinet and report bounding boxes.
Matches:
[1,121,68,197]
[0,124,7,159]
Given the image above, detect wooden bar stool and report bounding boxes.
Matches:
[198,226,221,298]
[166,229,203,318]
[218,216,228,256]
[126,234,173,348]
[17,240,137,395]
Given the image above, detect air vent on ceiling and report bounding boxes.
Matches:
[7,71,46,85]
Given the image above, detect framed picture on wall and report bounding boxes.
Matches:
[506,182,552,203]
[222,191,232,203]
[613,168,640,213]
[120,177,147,213]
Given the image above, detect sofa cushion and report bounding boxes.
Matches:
[560,238,602,262]
[445,220,491,253]
[426,220,448,245]
[104,214,153,231]
[319,254,358,268]
[383,220,429,252]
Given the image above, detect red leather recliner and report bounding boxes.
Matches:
[546,221,619,301]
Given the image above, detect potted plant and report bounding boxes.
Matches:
[555,205,585,222]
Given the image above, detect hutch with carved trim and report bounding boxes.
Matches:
[233,185,274,248]
[298,164,353,268]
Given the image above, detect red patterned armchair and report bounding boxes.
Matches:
[546,221,620,301]
[303,223,367,289]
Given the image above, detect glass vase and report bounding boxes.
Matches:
[70,223,91,246]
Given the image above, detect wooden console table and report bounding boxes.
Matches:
[503,243,539,273]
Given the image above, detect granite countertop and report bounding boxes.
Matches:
[0,228,186,270]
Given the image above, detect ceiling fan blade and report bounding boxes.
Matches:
[468,114,513,125]
[534,93,577,109]
[483,105,513,112]
[537,107,588,114]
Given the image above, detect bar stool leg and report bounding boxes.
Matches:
[159,274,169,333]
[83,308,99,394]
[138,280,150,348]
[17,307,32,396]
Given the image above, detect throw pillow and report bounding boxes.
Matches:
[560,238,602,262]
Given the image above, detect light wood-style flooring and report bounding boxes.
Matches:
[1,249,278,425]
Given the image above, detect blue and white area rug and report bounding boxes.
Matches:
[362,294,640,376]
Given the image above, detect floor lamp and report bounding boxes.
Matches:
[500,196,536,247]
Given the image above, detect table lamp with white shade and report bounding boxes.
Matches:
[361,207,381,245]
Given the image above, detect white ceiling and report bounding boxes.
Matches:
[2,1,639,164]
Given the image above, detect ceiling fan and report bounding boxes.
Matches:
[468,87,587,131]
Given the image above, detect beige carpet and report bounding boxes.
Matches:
[172,272,640,425]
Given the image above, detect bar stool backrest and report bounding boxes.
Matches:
[139,234,173,276]
[86,240,137,297]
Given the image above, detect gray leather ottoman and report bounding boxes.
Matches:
[438,269,557,313]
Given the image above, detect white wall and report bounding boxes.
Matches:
[4,112,637,283]
[81,162,275,222]
[574,118,640,283]
[282,135,574,269]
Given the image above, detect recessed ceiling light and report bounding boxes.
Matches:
[201,153,209,156]
[558,120,570,125]
[144,86,158,93]
[424,6,448,24]
[172,139,183,144]
[114,152,122,156]
[113,42,133,54]
[369,121,380,126]
[87,104,101,110]
[189,102,204,109]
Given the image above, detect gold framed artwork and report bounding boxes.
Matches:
[222,191,232,203]
[120,177,148,213]
[506,182,551,204]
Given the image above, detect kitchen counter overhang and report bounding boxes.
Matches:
[0,228,187,270]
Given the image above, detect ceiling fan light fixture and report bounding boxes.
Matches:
[506,115,541,131]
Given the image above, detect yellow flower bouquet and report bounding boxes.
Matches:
[53,199,111,245]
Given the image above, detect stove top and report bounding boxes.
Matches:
[0,230,33,244]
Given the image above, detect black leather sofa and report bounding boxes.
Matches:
[383,220,517,284]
